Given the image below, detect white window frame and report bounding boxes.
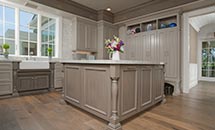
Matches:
[0,1,59,58]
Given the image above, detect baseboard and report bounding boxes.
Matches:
[189,80,198,89]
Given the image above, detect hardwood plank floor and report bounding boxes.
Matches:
[0,81,214,130]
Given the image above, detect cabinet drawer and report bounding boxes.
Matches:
[0,71,12,82]
[0,63,12,71]
[0,83,12,95]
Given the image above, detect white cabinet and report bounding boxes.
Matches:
[72,17,97,52]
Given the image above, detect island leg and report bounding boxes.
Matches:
[108,65,122,130]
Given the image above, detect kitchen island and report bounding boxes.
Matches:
[62,60,165,130]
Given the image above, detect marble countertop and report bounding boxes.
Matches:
[60,60,165,65]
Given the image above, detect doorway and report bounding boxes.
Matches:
[182,6,215,93]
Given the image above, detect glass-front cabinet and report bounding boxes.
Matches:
[201,40,215,78]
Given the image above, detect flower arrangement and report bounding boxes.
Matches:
[105,35,125,54]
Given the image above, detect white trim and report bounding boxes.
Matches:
[37,14,41,57]
[15,7,19,56]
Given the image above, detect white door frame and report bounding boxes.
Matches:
[182,6,215,93]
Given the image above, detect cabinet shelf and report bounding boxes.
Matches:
[158,16,177,29]
[127,24,141,35]
[141,20,157,32]
[127,15,178,35]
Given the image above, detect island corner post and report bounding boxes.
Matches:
[62,61,165,130]
[108,65,121,130]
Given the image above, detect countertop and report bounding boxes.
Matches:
[60,60,165,65]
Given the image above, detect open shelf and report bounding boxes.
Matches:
[158,16,177,29]
[141,20,156,32]
[127,15,178,35]
[127,24,141,35]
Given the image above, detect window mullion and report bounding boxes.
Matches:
[37,14,41,57]
[15,7,19,56]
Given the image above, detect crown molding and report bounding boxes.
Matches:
[31,0,98,21]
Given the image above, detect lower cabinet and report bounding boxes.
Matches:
[119,66,164,120]
[64,64,164,122]
[139,67,153,111]
[0,63,13,95]
[17,70,50,92]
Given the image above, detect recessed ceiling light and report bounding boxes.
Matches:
[106,7,111,12]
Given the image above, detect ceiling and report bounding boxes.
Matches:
[189,12,215,32]
[70,0,154,13]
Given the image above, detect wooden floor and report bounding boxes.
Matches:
[0,81,215,130]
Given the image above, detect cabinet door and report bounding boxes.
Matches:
[142,31,156,62]
[139,67,153,110]
[34,75,49,89]
[17,76,34,92]
[158,28,178,79]
[166,28,178,79]
[153,66,164,103]
[120,66,138,118]
[77,22,86,51]
[157,29,167,63]
[135,34,143,60]
[126,35,140,60]
[86,24,97,52]
[82,66,111,118]
[64,66,82,106]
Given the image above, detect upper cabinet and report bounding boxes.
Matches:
[72,17,97,52]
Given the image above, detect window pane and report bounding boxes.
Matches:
[5,23,15,39]
[20,26,29,41]
[49,24,55,31]
[29,27,37,42]
[41,16,48,27]
[5,39,15,54]
[20,41,28,55]
[42,30,48,42]
[202,42,209,48]
[20,10,37,27]
[50,45,55,56]
[41,44,48,56]
[30,42,37,56]
[49,31,55,41]
[5,6,15,23]
[0,6,3,21]
[0,21,3,38]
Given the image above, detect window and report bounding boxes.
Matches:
[0,2,58,57]
[202,40,215,78]
[41,16,56,56]
[0,5,15,54]
[19,10,38,56]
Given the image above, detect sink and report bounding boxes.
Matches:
[20,61,50,69]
